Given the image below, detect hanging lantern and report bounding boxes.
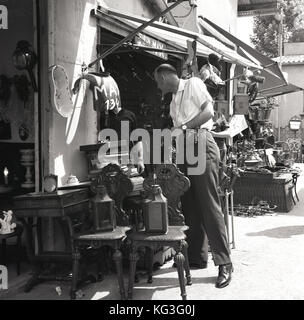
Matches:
[12,40,38,92]
[91,184,116,232]
[143,185,168,234]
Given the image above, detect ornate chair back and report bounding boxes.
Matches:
[90,163,133,226]
[143,164,190,226]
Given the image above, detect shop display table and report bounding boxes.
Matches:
[233,173,294,212]
[13,189,90,292]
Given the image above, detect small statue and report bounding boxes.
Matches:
[0,210,17,234]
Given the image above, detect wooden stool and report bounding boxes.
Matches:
[127,226,192,301]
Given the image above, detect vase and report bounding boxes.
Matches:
[20,149,35,189]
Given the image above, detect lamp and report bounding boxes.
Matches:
[12,40,38,92]
[289,116,302,131]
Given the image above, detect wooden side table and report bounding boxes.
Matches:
[13,189,90,292]
[127,226,192,301]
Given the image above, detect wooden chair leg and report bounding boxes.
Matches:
[181,240,192,286]
[174,250,187,300]
[113,248,126,300]
[127,246,139,300]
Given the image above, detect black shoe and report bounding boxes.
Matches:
[215,263,233,288]
[172,261,207,269]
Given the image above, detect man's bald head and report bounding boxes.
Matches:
[154,64,178,77]
[154,64,179,95]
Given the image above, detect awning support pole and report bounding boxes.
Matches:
[223,62,277,83]
[89,0,187,68]
[258,84,286,94]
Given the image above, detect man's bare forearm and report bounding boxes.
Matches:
[183,102,214,129]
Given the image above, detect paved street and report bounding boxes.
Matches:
[1,165,304,300]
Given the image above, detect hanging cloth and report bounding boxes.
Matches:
[73,72,121,114]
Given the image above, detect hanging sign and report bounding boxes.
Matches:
[134,33,168,60]
[228,115,248,137]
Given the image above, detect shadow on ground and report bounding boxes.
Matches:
[247,225,304,239]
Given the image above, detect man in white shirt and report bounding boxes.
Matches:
[154,64,233,288]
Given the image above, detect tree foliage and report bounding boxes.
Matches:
[250,0,304,57]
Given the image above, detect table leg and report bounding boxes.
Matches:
[146,247,154,284]
[18,217,43,293]
[128,245,139,300]
[113,248,126,300]
[174,249,187,300]
[1,239,6,266]
[294,176,300,202]
[17,231,22,276]
[70,245,80,300]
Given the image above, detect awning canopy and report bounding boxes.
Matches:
[93,6,261,69]
[257,83,304,98]
[199,16,304,98]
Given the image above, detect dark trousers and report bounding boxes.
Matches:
[179,130,231,266]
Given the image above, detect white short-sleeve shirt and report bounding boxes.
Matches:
[170,77,214,130]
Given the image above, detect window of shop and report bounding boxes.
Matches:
[0,0,40,208]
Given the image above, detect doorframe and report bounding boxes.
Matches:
[33,0,51,191]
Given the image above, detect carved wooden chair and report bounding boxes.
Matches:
[126,163,192,300]
[70,163,133,300]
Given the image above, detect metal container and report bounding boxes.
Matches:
[91,185,116,232]
[143,185,168,234]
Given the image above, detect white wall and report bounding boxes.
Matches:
[101,0,155,17]
[197,0,238,34]
[275,64,304,127]
[47,0,98,185]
